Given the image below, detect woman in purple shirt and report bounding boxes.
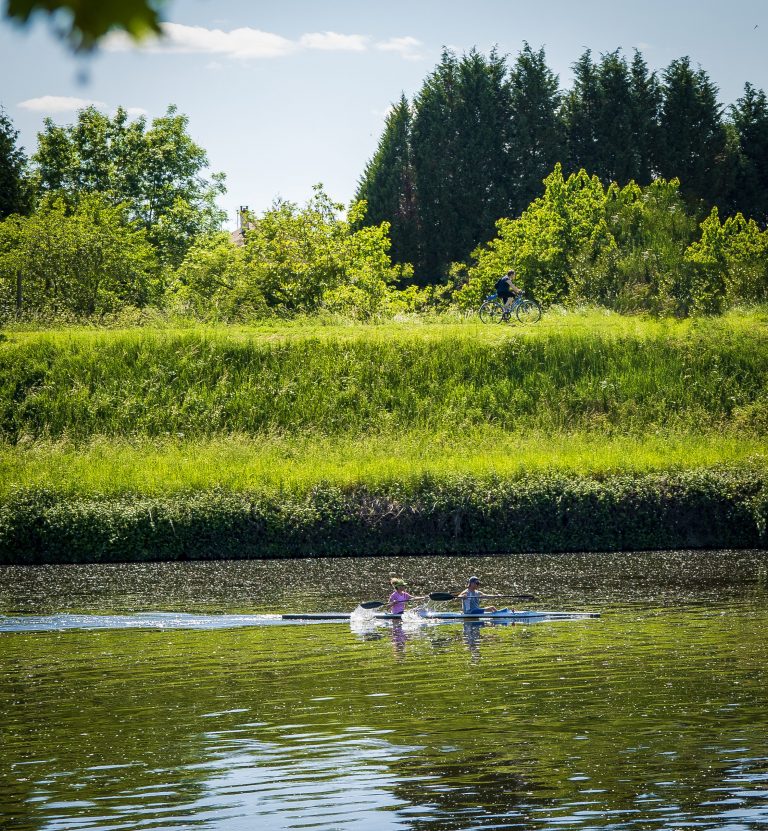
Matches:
[385,578,425,614]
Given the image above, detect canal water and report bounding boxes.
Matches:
[1,551,767,831]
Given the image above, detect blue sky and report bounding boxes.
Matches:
[1,0,766,226]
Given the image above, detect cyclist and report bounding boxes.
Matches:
[494,269,522,311]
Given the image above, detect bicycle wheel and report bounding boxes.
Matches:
[479,300,505,323]
[516,299,542,323]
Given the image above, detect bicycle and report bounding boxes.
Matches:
[478,291,542,324]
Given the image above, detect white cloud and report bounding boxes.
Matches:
[103,23,296,59]
[376,36,424,61]
[124,106,150,118]
[18,95,107,113]
[300,31,369,51]
[103,23,421,62]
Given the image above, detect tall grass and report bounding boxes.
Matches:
[2,311,767,441]
[1,430,765,498]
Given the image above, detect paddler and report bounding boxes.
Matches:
[457,576,499,614]
[385,577,426,614]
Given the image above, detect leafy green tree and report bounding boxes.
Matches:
[569,178,697,313]
[354,95,418,268]
[0,192,158,318]
[507,43,564,214]
[456,163,608,306]
[0,106,29,218]
[730,83,768,225]
[657,57,727,207]
[172,187,408,321]
[685,208,768,310]
[4,0,165,51]
[32,105,225,266]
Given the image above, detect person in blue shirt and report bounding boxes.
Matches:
[457,576,498,614]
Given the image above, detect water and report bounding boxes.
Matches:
[1,551,767,831]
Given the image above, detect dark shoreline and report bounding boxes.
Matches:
[3,468,766,564]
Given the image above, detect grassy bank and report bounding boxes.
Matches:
[1,310,766,562]
[1,431,766,497]
[2,311,768,440]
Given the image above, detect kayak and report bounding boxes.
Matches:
[281,609,599,621]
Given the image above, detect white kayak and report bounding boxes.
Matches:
[281,609,600,621]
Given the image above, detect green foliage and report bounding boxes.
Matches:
[2,467,765,563]
[507,43,564,214]
[731,83,768,225]
[569,178,698,314]
[658,57,728,207]
[457,164,608,305]
[354,95,419,268]
[0,192,159,318]
[32,105,225,266]
[4,0,165,51]
[172,187,407,321]
[685,208,768,311]
[410,48,513,278]
[0,105,29,219]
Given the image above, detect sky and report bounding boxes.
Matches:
[1,0,767,227]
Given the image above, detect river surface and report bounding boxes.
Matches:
[1,551,767,831]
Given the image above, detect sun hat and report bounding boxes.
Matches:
[467,576,481,586]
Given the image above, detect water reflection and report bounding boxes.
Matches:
[1,551,767,830]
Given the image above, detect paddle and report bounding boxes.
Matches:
[359,600,386,610]
[429,592,537,602]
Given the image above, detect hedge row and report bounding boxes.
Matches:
[2,468,766,564]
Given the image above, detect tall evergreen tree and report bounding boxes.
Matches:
[657,57,727,206]
[730,82,768,225]
[354,95,418,267]
[410,48,512,278]
[628,50,661,184]
[562,50,601,176]
[593,51,636,183]
[507,43,564,214]
[0,106,29,219]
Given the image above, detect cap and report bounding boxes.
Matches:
[467,576,481,586]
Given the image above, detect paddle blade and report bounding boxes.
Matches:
[359,600,385,610]
[429,592,458,601]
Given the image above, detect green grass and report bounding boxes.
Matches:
[2,430,765,498]
[2,309,768,441]
[2,310,766,507]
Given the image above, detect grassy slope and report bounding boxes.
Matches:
[1,309,767,499]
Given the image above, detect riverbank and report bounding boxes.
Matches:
[1,311,766,563]
[3,466,766,564]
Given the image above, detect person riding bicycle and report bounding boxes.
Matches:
[495,269,522,310]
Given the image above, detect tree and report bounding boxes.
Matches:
[657,57,727,207]
[0,192,158,318]
[628,50,661,185]
[730,83,768,225]
[172,187,408,321]
[506,43,564,215]
[410,48,513,279]
[564,50,652,185]
[4,0,165,51]
[562,50,602,177]
[592,51,636,183]
[0,106,29,219]
[32,105,225,266]
[354,95,419,268]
